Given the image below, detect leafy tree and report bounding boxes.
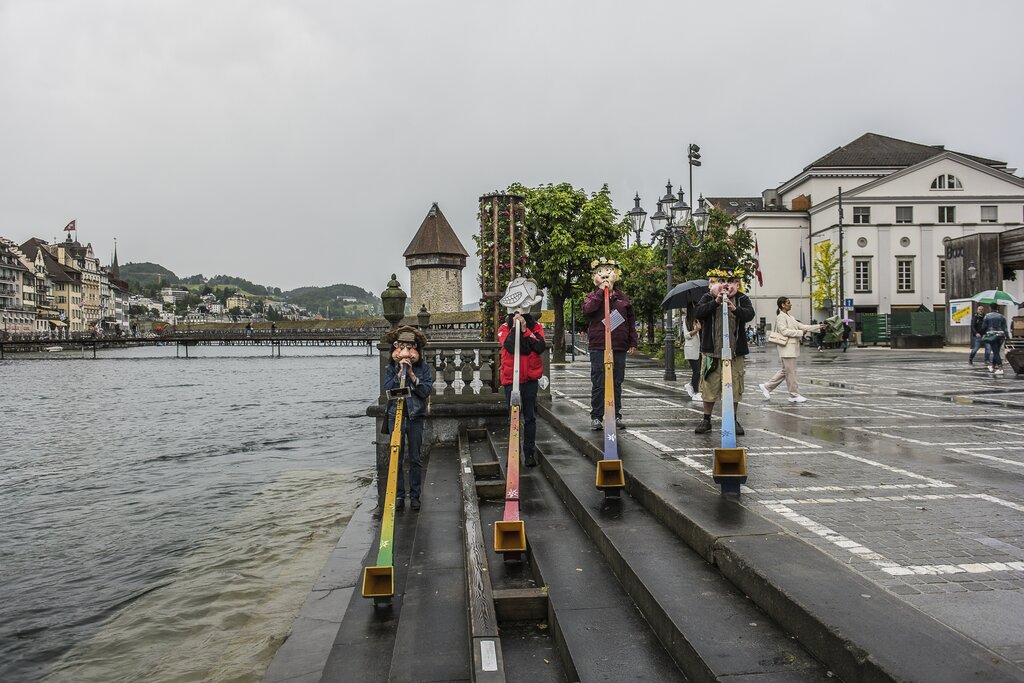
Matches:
[673,207,757,288]
[508,182,626,362]
[811,240,841,310]
[618,243,667,347]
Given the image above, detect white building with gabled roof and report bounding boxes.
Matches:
[731,132,1024,327]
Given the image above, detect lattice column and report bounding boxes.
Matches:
[475,193,526,341]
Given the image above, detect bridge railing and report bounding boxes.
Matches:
[375,339,551,403]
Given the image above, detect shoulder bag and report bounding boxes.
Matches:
[768,330,788,346]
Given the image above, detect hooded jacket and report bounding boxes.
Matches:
[497,314,546,385]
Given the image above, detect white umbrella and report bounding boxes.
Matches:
[970,290,1023,306]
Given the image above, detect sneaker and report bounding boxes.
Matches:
[995,368,1005,376]
[684,383,695,398]
[735,421,744,436]
[395,498,405,511]
[789,395,808,403]
[615,417,625,429]
[410,497,421,511]
[524,452,537,467]
[758,383,771,400]
[590,418,602,431]
[694,417,712,434]
[987,365,995,373]
[692,392,703,402]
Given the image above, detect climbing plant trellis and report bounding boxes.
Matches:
[474,192,526,341]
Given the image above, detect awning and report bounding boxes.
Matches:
[49,320,67,327]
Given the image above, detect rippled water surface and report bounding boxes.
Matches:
[0,345,379,682]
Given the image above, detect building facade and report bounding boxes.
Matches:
[733,133,1024,326]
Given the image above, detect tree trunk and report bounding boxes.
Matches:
[551,292,566,363]
[646,312,655,346]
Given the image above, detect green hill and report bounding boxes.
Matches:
[283,283,379,314]
[119,262,179,286]
[118,262,379,314]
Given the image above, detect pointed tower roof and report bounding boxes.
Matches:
[110,242,120,279]
[403,203,469,259]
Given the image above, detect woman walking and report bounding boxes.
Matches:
[682,304,702,402]
[759,297,823,403]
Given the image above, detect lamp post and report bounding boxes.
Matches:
[627,182,710,381]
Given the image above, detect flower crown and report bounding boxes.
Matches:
[706,267,744,280]
[591,257,621,270]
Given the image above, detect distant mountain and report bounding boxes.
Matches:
[283,283,379,314]
[117,262,379,314]
[119,262,179,286]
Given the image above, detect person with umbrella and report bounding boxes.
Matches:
[693,268,755,435]
[981,304,1009,376]
[663,279,711,402]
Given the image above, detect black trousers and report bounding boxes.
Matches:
[590,350,626,420]
[504,380,538,456]
[688,359,701,393]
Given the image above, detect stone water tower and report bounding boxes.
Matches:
[403,202,468,314]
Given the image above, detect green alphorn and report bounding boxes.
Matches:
[362,366,408,603]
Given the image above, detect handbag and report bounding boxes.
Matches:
[768,330,788,346]
[981,331,1005,343]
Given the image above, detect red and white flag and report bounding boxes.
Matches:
[64,219,76,232]
[754,238,764,286]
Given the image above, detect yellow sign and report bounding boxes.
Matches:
[949,300,973,326]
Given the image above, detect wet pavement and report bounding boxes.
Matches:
[551,345,1024,667]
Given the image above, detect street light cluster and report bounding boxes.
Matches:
[625,144,711,380]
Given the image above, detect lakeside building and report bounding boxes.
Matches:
[729,133,1024,326]
[160,287,190,305]
[0,241,32,336]
[404,202,468,315]
[225,295,250,311]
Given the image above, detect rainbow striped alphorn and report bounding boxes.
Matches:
[713,297,747,493]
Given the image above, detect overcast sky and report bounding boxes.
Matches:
[2,1,1022,299]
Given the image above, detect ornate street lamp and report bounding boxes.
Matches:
[632,182,712,381]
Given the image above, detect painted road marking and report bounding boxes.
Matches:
[762,493,1024,575]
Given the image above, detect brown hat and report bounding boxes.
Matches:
[385,325,427,350]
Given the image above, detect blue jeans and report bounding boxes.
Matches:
[990,337,1005,368]
[969,335,990,363]
[385,415,423,500]
[590,350,626,420]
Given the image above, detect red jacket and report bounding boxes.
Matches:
[497,317,545,386]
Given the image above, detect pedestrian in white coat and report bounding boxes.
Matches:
[682,305,703,402]
[759,297,824,403]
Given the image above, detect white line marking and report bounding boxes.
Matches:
[946,448,1024,469]
[831,450,955,488]
[750,428,821,448]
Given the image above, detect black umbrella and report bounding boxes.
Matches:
[662,279,710,309]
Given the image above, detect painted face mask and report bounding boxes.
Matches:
[590,258,622,288]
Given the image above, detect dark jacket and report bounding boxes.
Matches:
[694,292,756,356]
[971,313,986,336]
[498,314,546,385]
[583,287,638,351]
[384,358,433,421]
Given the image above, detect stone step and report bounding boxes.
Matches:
[540,400,1024,683]
[531,419,830,682]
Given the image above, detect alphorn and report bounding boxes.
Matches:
[362,365,408,602]
[712,297,747,493]
[494,318,527,558]
[595,286,625,496]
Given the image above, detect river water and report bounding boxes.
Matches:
[0,345,379,682]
